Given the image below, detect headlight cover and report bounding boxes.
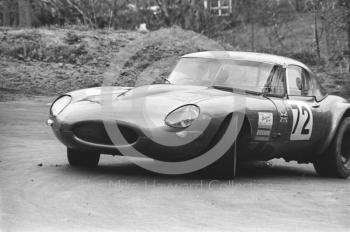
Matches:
[50,95,72,116]
[165,105,200,128]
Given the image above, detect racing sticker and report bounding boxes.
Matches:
[256,112,273,141]
[279,109,288,123]
[256,129,271,137]
[289,101,313,141]
[258,112,273,129]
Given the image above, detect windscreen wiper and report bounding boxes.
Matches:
[244,90,263,96]
[211,86,262,96]
[211,85,234,92]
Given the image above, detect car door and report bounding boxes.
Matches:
[263,66,295,153]
[281,65,328,158]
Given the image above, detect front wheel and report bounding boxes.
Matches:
[204,143,237,180]
[67,148,100,168]
[313,117,350,178]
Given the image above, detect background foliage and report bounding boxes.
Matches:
[0,0,350,99]
[1,0,349,68]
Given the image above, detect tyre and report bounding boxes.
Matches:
[203,118,249,180]
[206,143,237,180]
[313,117,350,178]
[67,148,100,168]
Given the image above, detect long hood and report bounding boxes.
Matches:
[74,84,233,110]
[61,85,246,127]
[117,84,231,105]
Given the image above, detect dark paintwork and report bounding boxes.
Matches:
[49,55,350,164]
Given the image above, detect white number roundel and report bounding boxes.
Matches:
[289,101,313,141]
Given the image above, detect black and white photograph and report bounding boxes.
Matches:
[1,0,350,231]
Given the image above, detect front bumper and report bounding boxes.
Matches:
[48,116,225,162]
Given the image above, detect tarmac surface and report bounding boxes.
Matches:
[1,98,349,232]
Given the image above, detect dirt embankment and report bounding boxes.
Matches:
[0,27,226,101]
[0,26,349,101]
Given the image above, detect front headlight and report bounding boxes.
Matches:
[165,105,200,128]
[50,95,72,116]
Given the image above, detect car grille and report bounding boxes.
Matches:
[73,121,138,146]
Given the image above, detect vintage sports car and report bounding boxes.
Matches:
[48,51,350,179]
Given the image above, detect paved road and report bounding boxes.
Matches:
[0,98,350,232]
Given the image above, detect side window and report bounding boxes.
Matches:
[287,66,313,96]
[287,66,303,96]
[264,67,286,97]
[301,69,312,96]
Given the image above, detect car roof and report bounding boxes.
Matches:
[182,51,310,71]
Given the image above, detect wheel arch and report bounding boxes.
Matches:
[320,102,350,155]
[240,115,253,140]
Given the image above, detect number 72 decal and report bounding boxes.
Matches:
[289,102,313,140]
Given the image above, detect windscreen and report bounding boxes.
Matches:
[168,58,275,93]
